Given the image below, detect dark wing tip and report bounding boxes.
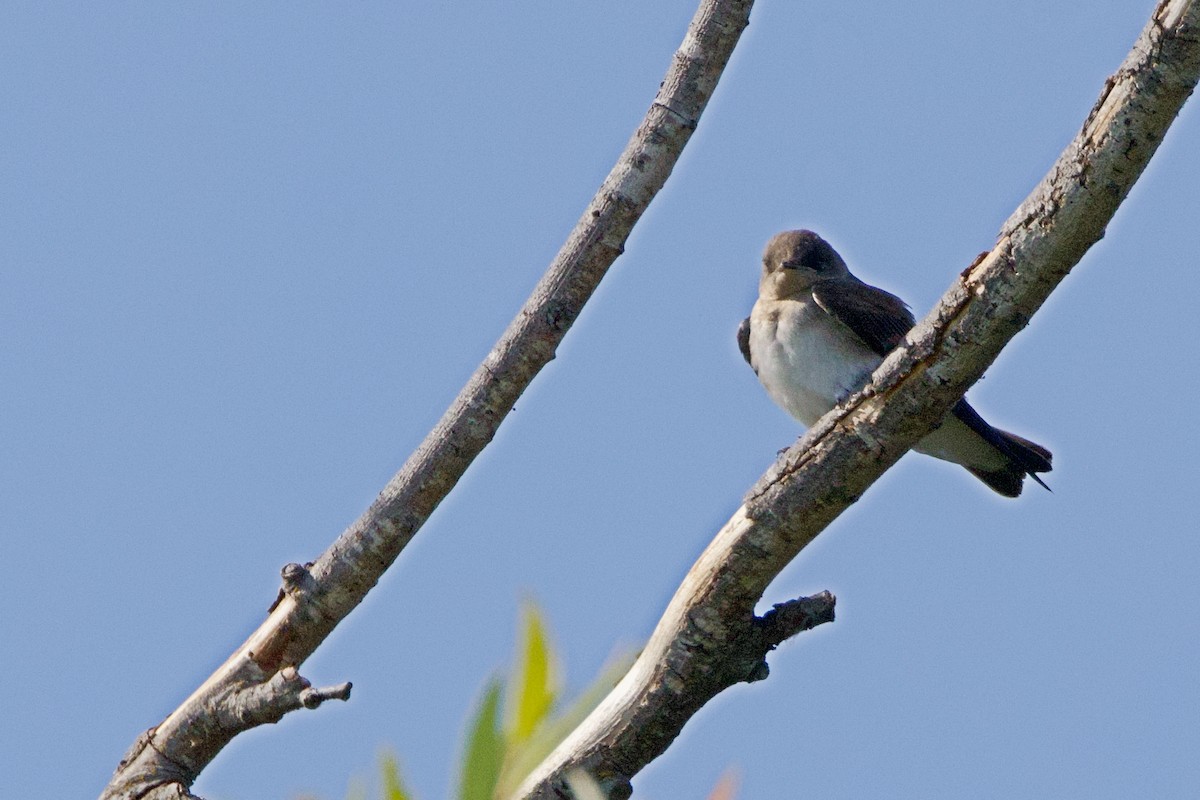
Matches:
[998,431,1053,473]
[951,401,1053,497]
[736,317,756,373]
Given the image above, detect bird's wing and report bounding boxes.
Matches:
[813,278,1051,493]
[736,316,756,373]
[810,278,915,357]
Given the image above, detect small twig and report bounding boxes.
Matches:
[757,593,838,651]
[219,667,352,725]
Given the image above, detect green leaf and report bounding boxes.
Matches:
[494,649,637,799]
[458,678,506,800]
[379,751,413,800]
[506,601,559,744]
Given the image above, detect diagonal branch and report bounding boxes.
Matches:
[515,2,1200,798]
[100,2,755,798]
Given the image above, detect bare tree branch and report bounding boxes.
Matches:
[515,3,1200,797]
[100,3,755,798]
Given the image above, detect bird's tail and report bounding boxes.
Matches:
[967,430,1053,498]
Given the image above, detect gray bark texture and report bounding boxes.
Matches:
[514,2,1200,798]
[99,2,754,799]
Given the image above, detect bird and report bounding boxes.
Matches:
[737,229,1051,497]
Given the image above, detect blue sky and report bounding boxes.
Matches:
[3,2,1198,799]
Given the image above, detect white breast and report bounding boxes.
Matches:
[749,297,882,427]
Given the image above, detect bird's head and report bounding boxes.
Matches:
[760,229,850,299]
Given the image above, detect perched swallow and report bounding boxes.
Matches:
[738,229,1051,497]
